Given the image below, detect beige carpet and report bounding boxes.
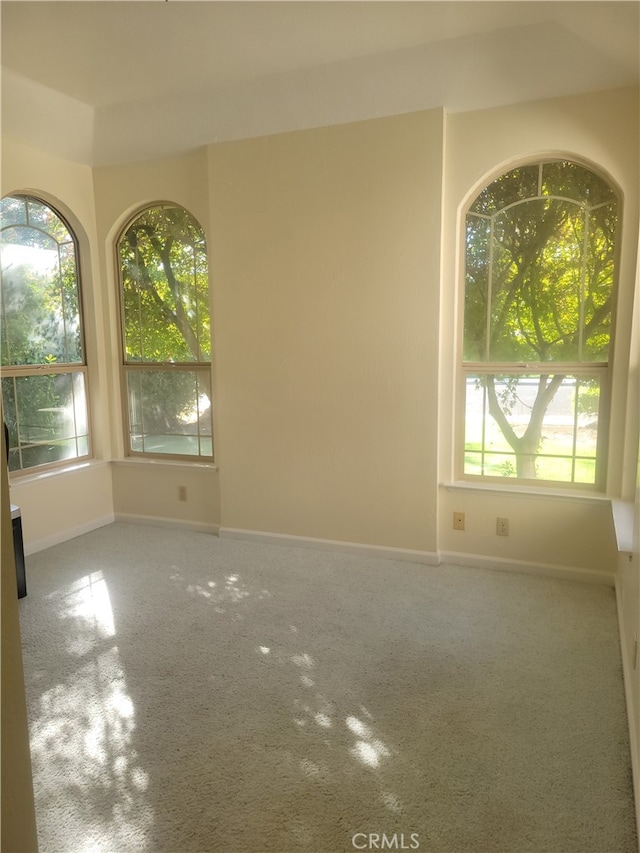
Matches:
[18,522,637,852]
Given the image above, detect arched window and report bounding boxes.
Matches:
[461,159,618,487]
[0,194,90,472]
[117,204,213,459]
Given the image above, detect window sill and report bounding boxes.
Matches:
[9,459,109,486]
[441,481,611,504]
[111,458,218,472]
[611,500,635,552]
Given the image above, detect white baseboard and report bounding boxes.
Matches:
[24,514,115,555]
[438,550,615,586]
[219,527,440,565]
[114,512,219,536]
[218,528,616,581]
[615,578,640,845]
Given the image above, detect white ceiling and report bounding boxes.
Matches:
[2,1,639,166]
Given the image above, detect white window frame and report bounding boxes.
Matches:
[457,159,620,491]
[116,202,214,462]
[1,194,91,476]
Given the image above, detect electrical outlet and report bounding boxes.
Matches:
[496,517,509,536]
[453,511,465,531]
[178,485,187,502]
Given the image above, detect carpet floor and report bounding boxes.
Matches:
[18,522,637,853]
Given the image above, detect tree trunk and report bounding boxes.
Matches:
[486,373,564,479]
[515,439,538,479]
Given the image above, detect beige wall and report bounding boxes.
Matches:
[209,111,443,552]
[1,89,638,571]
[92,148,223,528]
[111,461,219,532]
[438,88,640,572]
[440,489,617,575]
[10,462,113,554]
[1,139,114,548]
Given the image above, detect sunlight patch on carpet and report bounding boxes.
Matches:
[29,572,152,853]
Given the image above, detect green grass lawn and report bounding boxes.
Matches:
[464,438,596,483]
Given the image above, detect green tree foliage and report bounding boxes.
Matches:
[1,198,82,367]
[119,205,210,363]
[118,205,212,446]
[464,161,617,480]
[0,195,87,469]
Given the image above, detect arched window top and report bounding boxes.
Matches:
[1,193,90,472]
[0,194,83,367]
[121,202,206,252]
[464,159,618,365]
[468,160,617,217]
[0,193,77,245]
[118,203,210,365]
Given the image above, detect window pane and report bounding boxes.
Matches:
[582,202,616,362]
[464,374,600,484]
[27,197,68,240]
[541,161,615,206]
[575,379,600,457]
[126,368,213,458]
[60,242,83,363]
[1,375,20,471]
[464,216,490,360]
[534,456,573,483]
[467,196,601,363]
[119,206,210,363]
[464,163,616,367]
[0,196,27,226]
[195,372,213,456]
[1,197,83,366]
[490,199,584,362]
[574,459,597,484]
[464,450,483,477]
[469,165,539,215]
[482,452,519,479]
[1,372,90,472]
